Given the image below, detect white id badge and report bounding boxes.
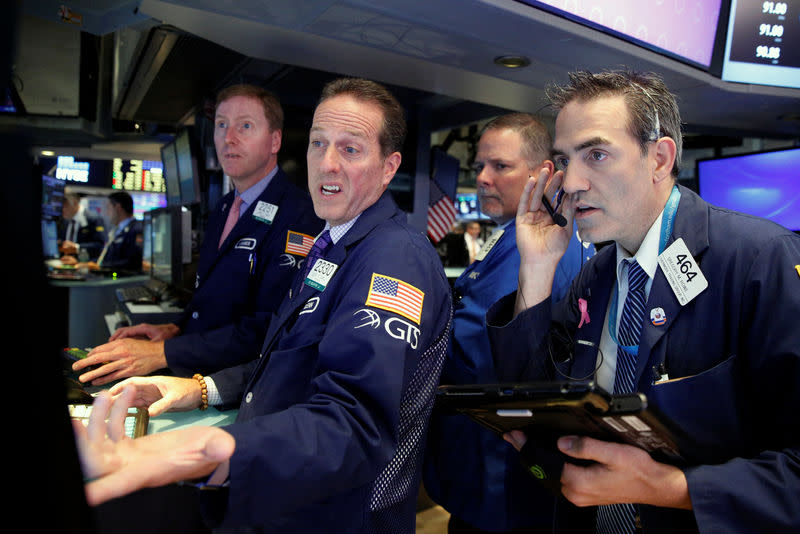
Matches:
[475,229,504,262]
[305,259,338,291]
[657,238,708,306]
[253,201,278,224]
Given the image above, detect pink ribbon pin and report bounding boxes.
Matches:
[578,298,590,328]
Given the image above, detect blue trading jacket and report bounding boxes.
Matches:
[488,186,800,533]
[207,192,453,533]
[424,221,594,531]
[166,168,323,376]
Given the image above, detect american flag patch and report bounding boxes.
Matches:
[285,231,314,256]
[365,273,425,325]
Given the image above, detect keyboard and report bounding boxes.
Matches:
[117,285,158,303]
[69,403,150,439]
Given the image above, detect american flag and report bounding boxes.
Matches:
[365,273,425,325]
[427,179,457,244]
[285,231,314,256]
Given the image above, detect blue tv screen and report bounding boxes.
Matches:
[697,147,800,231]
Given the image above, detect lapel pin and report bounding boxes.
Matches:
[650,307,667,326]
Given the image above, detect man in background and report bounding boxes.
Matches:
[58,192,106,262]
[72,84,322,385]
[424,113,594,533]
[463,220,484,264]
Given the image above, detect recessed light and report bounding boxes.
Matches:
[41,150,55,156]
[494,55,531,68]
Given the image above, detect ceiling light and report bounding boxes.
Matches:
[41,150,55,156]
[494,55,531,68]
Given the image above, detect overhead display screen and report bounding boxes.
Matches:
[722,0,800,89]
[519,0,723,68]
[112,158,166,193]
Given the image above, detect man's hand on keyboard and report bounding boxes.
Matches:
[108,375,204,417]
[73,339,168,386]
[110,322,181,342]
[74,387,235,506]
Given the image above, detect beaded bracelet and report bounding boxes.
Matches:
[193,373,209,410]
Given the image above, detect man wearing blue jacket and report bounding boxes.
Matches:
[73,84,323,385]
[424,113,593,533]
[488,70,800,533]
[77,78,453,534]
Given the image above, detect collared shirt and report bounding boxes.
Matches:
[322,215,361,245]
[595,209,664,392]
[234,166,279,216]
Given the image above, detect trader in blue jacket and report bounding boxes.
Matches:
[424,113,593,533]
[487,70,800,533]
[76,78,453,534]
[73,85,323,386]
[95,191,143,273]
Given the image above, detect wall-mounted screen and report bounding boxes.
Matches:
[455,192,491,221]
[111,158,165,193]
[721,0,800,89]
[697,146,800,231]
[520,0,723,69]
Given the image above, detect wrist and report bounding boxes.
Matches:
[192,374,209,410]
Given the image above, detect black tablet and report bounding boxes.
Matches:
[435,380,687,465]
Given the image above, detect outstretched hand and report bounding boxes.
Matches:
[72,387,235,506]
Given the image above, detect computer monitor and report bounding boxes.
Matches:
[141,210,153,276]
[160,140,182,206]
[41,218,59,258]
[175,128,200,205]
[697,146,800,232]
[41,174,65,220]
[131,190,167,220]
[455,192,491,221]
[150,206,182,287]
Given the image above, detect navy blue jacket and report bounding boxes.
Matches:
[100,218,142,273]
[208,192,452,533]
[58,212,106,260]
[166,169,322,376]
[424,222,593,530]
[487,186,800,533]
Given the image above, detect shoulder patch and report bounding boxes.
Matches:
[365,273,424,325]
[285,230,315,257]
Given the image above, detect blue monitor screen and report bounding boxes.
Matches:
[455,192,491,221]
[697,146,800,231]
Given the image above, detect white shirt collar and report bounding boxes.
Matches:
[615,208,664,286]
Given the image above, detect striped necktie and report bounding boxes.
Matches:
[596,259,648,534]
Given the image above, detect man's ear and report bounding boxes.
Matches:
[271,129,283,155]
[652,137,677,184]
[382,151,402,187]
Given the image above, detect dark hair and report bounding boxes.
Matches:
[216,83,284,132]
[318,78,406,157]
[482,113,552,165]
[108,191,133,215]
[546,69,682,178]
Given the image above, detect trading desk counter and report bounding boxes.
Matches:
[49,274,149,349]
[148,406,238,434]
